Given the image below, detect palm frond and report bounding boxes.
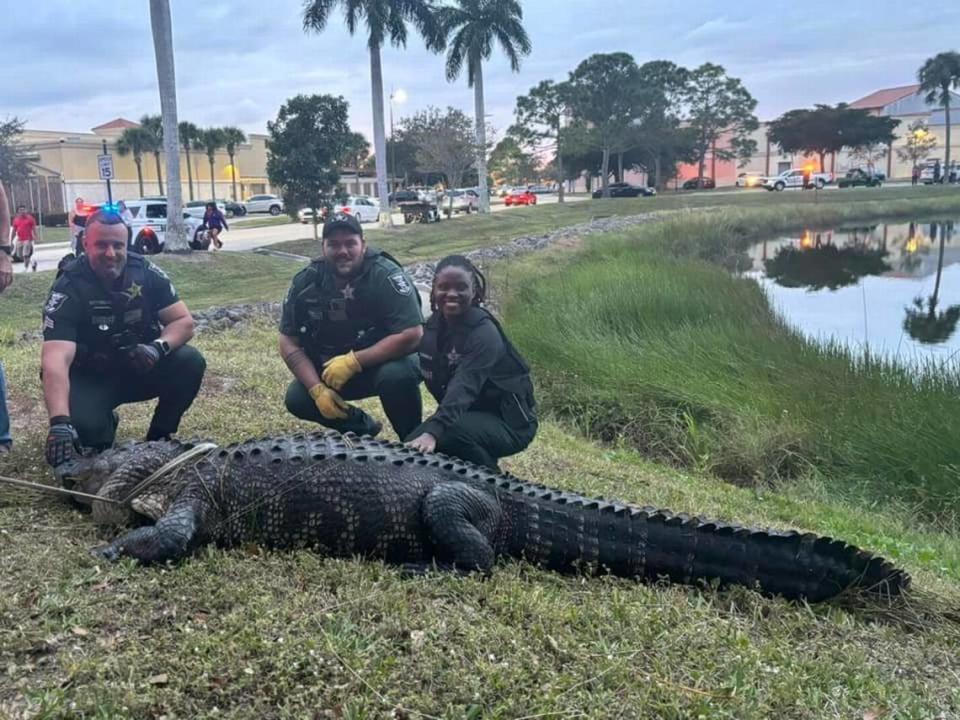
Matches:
[445,27,469,81]
[302,0,338,32]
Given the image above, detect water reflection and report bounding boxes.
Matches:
[902,224,960,344]
[746,219,960,363]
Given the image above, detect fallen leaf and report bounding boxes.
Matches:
[147,673,169,686]
[70,627,89,637]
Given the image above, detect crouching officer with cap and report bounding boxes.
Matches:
[41,209,206,467]
[279,212,423,438]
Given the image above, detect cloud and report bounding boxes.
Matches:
[3,0,960,140]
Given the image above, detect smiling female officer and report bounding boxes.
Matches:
[405,254,537,470]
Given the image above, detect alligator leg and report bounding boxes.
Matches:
[420,482,502,573]
[92,506,201,564]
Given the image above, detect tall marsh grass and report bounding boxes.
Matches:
[507,206,960,526]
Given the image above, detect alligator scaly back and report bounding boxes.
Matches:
[80,431,909,602]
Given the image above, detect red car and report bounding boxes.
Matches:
[504,189,537,206]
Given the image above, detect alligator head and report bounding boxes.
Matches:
[55,439,209,524]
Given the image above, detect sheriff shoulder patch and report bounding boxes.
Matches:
[45,291,68,315]
[388,272,413,295]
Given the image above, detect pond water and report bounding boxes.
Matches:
[744,219,960,365]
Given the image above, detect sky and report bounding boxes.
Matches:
[3,0,959,143]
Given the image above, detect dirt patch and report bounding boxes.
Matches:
[200,371,238,396]
[5,389,45,438]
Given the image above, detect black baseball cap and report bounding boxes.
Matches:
[322,211,363,239]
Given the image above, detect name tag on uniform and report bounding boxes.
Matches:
[92,315,114,331]
[123,309,143,324]
[327,298,347,322]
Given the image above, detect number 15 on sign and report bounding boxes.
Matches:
[98,154,115,181]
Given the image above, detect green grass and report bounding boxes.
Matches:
[0,252,303,338]
[234,214,297,229]
[3,192,960,717]
[1,322,959,718]
[501,203,960,529]
[31,227,71,245]
[268,185,960,263]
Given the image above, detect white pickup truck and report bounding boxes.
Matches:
[763,168,832,191]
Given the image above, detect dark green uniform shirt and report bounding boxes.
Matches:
[279,247,422,363]
[42,253,178,370]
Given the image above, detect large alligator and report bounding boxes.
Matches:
[59,430,909,602]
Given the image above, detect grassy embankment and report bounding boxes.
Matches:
[2,193,960,717]
[501,197,960,532]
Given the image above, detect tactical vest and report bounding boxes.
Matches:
[293,250,415,361]
[419,306,537,432]
[61,255,161,369]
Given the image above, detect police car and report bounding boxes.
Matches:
[123,199,205,254]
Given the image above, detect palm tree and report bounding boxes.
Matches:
[303,0,444,226]
[139,114,165,195]
[904,223,960,343]
[115,126,154,197]
[178,121,200,201]
[918,51,960,182]
[342,131,371,194]
[221,126,247,201]
[197,128,226,200]
[440,0,530,214]
[148,0,187,251]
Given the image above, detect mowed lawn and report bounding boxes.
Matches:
[1,194,960,718]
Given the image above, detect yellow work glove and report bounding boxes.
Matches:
[308,382,349,420]
[321,350,362,390]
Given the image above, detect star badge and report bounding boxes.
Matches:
[342,283,355,300]
[447,348,461,365]
[127,282,142,299]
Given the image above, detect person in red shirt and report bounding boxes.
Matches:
[11,205,37,268]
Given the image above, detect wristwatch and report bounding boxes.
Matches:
[152,339,172,357]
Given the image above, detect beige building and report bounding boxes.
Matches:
[726,84,960,184]
[7,118,275,213]
[7,117,394,215]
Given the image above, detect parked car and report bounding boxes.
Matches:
[763,169,832,191]
[592,182,656,199]
[124,199,205,254]
[298,196,379,224]
[504,189,537,206]
[736,172,768,188]
[244,193,284,215]
[837,168,883,189]
[442,189,480,214]
[682,177,716,190]
[496,185,515,197]
[183,200,227,219]
[218,199,247,217]
[527,184,554,194]
[920,160,960,184]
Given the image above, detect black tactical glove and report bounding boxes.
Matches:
[127,342,162,373]
[46,416,80,467]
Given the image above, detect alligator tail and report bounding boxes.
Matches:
[499,489,909,601]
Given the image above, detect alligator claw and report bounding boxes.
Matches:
[91,544,122,562]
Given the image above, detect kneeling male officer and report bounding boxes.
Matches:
[41,208,206,467]
[279,212,423,438]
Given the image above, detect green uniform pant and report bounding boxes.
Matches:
[406,411,536,471]
[285,355,422,439]
[69,345,206,450]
